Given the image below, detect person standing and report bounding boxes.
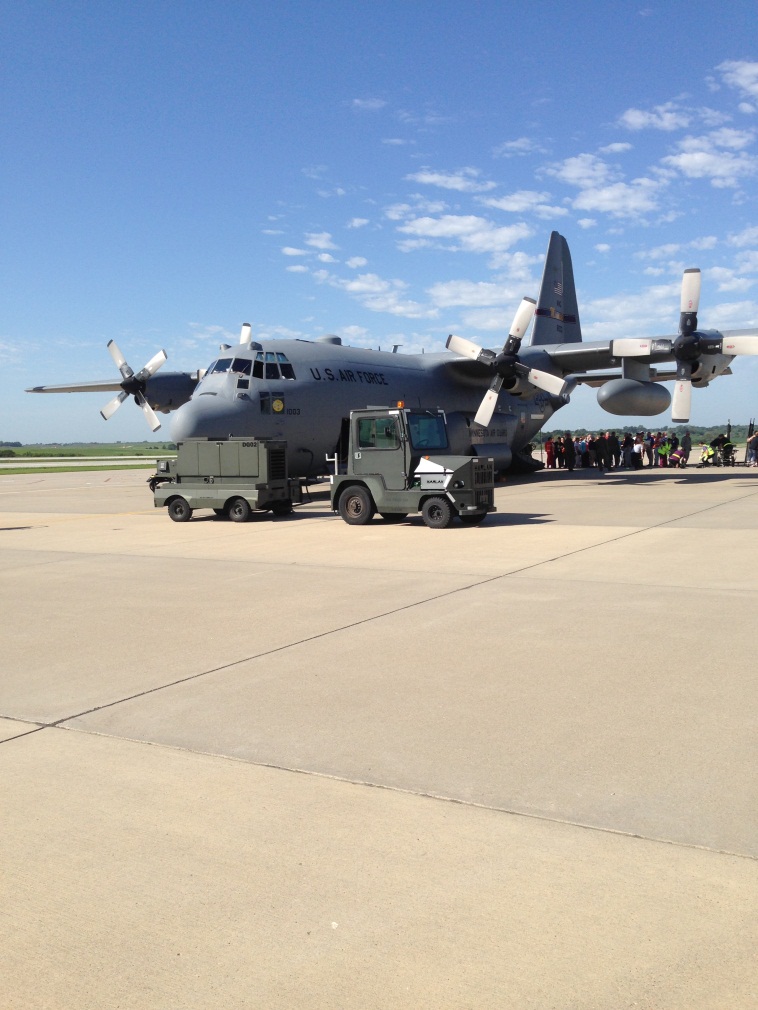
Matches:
[545,436,556,469]
[682,430,692,464]
[595,432,609,472]
[563,433,576,472]
[608,431,621,470]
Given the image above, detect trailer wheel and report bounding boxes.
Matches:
[422,496,453,529]
[270,500,293,517]
[459,511,488,526]
[168,497,192,523]
[338,486,375,525]
[380,512,407,522]
[228,497,252,522]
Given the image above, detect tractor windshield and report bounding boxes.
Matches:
[407,411,448,451]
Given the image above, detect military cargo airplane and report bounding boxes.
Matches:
[27,232,758,476]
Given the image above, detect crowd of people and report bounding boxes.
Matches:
[543,430,695,471]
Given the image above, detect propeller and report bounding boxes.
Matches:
[611,268,758,424]
[100,340,168,432]
[447,297,567,427]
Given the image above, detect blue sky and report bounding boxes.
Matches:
[3,1,758,443]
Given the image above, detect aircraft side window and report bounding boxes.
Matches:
[264,351,280,380]
[232,357,252,375]
[211,358,233,373]
[276,353,296,379]
[253,352,264,379]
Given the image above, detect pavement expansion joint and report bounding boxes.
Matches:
[23,719,758,865]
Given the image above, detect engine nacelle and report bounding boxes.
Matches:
[597,378,671,416]
[691,352,733,386]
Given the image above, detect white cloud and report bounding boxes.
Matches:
[397,215,532,259]
[618,101,692,131]
[352,98,387,111]
[577,218,597,229]
[305,231,338,250]
[285,265,309,273]
[544,153,616,188]
[346,257,368,269]
[281,246,309,256]
[738,102,756,115]
[347,218,369,228]
[662,129,758,188]
[718,60,758,100]
[492,137,545,158]
[384,197,448,221]
[595,244,611,253]
[572,178,662,219]
[479,190,569,219]
[729,225,758,247]
[405,167,497,193]
[599,142,632,154]
[705,266,755,293]
[312,269,436,319]
[382,138,413,145]
[317,253,337,263]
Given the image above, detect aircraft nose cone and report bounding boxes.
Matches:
[170,395,252,441]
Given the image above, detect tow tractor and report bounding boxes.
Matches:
[329,406,495,528]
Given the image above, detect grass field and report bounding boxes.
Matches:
[0,442,175,459]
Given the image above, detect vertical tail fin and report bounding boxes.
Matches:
[530,232,582,345]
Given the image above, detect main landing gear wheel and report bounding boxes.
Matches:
[227,497,252,522]
[459,512,488,525]
[422,496,453,529]
[270,500,293,517]
[168,497,192,523]
[338,486,375,525]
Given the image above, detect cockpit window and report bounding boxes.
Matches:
[407,411,448,451]
[232,357,252,375]
[251,350,297,380]
[211,358,233,374]
[277,353,296,379]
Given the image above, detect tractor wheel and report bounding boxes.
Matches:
[422,496,453,529]
[338,486,375,525]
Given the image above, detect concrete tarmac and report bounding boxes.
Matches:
[1,465,756,1008]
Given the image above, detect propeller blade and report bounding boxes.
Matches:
[100,390,128,421]
[136,392,162,432]
[107,340,132,379]
[680,268,701,314]
[679,268,700,337]
[521,367,567,397]
[508,297,537,341]
[721,336,758,355]
[612,338,655,357]
[140,349,167,378]
[446,334,485,361]
[474,387,501,427]
[671,379,692,424]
